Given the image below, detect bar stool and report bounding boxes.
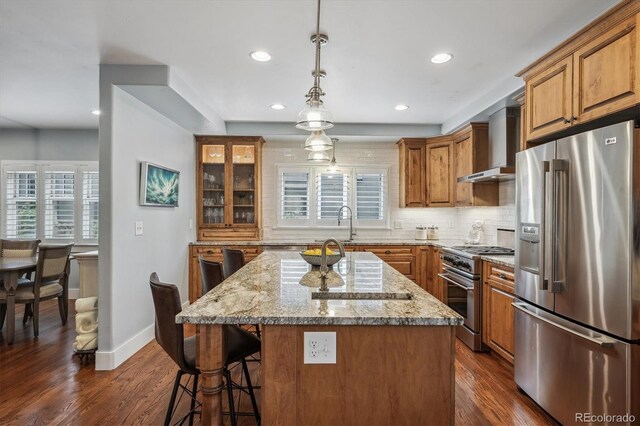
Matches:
[222,249,261,338]
[199,258,224,294]
[150,273,261,426]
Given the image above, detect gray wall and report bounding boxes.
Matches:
[0,128,98,160]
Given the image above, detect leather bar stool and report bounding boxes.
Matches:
[150,273,261,426]
[222,248,245,279]
[199,258,224,294]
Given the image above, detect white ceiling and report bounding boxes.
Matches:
[0,0,618,129]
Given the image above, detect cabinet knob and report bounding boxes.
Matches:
[571,116,578,122]
[563,118,571,124]
[385,250,392,254]
[498,273,507,279]
[206,250,214,254]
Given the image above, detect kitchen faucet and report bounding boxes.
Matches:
[337,205,355,241]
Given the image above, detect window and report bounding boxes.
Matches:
[276,165,388,228]
[1,161,99,244]
[279,169,311,225]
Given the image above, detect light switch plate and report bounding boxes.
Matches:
[303,331,337,364]
[135,221,143,236]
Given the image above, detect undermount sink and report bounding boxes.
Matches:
[311,292,414,300]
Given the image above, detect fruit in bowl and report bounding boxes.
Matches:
[300,248,343,267]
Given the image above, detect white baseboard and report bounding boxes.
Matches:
[68,288,80,299]
[95,323,155,371]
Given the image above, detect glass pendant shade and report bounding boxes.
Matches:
[308,150,331,162]
[304,130,332,151]
[296,99,334,131]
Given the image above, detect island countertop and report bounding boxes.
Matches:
[177,251,463,326]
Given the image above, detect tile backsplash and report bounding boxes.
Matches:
[262,140,515,245]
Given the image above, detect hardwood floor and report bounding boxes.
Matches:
[0,300,557,425]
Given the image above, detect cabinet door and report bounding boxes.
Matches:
[483,281,515,363]
[200,144,227,228]
[400,142,426,207]
[454,134,472,206]
[231,144,258,227]
[426,141,454,207]
[525,56,573,141]
[573,16,639,123]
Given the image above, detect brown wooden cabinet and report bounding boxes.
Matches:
[360,246,416,281]
[398,138,426,207]
[188,244,262,302]
[572,15,639,123]
[482,261,515,363]
[196,136,264,241]
[452,123,499,207]
[519,2,640,143]
[426,136,455,207]
[417,246,444,301]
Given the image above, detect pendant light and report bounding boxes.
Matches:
[307,150,331,162]
[296,0,333,133]
[328,138,338,171]
[304,130,332,151]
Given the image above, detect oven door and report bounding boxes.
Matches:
[438,267,478,332]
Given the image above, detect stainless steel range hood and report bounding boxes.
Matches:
[457,107,520,183]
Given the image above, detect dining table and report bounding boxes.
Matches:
[1,256,37,344]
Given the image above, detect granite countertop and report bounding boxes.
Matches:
[189,239,466,248]
[480,255,515,269]
[177,251,463,327]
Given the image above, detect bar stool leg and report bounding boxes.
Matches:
[165,370,183,426]
[189,372,199,426]
[225,368,237,426]
[241,358,261,424]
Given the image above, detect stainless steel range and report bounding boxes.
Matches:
[439,245,514,351]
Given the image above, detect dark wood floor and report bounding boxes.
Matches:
[0,300,557,425]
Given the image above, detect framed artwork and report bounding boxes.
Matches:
[139,161,180,207]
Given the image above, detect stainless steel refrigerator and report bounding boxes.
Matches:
[515,120,639,425]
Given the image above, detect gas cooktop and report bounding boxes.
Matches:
[449,246,515,256]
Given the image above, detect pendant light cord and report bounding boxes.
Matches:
[313,0,321,96]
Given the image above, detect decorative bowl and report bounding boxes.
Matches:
[300,252,343,267]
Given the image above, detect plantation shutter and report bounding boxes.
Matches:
[355,170,386,223]
[280,170,310,220]
[316,172,349,221]
[81,170,99,240]
[4,170,37,238]
[44,170,75,240]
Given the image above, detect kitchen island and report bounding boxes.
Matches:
[177,251,463,426]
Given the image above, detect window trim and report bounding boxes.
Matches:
[275,163,390,229]
[1,160,99,245]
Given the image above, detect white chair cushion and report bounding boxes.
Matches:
[1,248,34,258]
[0,283,62,301]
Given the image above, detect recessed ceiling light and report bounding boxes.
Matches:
[250,51,271,62]
[270,104,286,110]
[430,53,453,64]
[91,109,101,116]
[394,104,409,111]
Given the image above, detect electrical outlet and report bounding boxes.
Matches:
[135,221,143,236]
[304,331,336,364]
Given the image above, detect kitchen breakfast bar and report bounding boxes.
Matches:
[177,250,463,426]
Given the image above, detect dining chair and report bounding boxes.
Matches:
[150,273,261,426]
[0,244,72,337]
[222,248,261,337]
[0,239,42,323]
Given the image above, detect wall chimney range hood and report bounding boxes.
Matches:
[457,107,520,183]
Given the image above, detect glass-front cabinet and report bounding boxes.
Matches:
[196,136,263,240]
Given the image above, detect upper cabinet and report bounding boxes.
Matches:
[452,123,498,207]
[519,2,640,143]
[196,136,264,241]
[426,136,455,207]
[398,138,426,207]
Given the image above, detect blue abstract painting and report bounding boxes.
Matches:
[141,163,179,207]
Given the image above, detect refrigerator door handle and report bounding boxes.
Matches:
[550,159,569,293]
[512,302,615,347]
[539,161,550,291]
